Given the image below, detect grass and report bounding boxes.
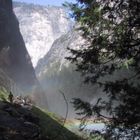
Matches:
[0,88,8,101]
[32,106,83,140]
[0,89,103,140]
[0,88,84,140]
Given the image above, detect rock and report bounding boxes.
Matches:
[0,101,8,109]
[21,122,40,138]
[13,2,73,67]
[0,0,39,92]
[0,1,49,110]
[23,113,39,124]
[0,101,41,140]
[4,106,21,117]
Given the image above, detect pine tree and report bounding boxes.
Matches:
[65,0,140,139]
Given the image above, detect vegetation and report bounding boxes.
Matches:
[31,106,83,140]
[65,0,140,139]
[0,88,9,101]
[0,89,83,140]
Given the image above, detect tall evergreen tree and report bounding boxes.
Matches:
[65,0,140,139]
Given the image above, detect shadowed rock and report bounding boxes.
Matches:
[0,0,38,92]
[0,101,41,140]
[0,0,48,108]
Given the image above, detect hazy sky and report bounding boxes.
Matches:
[14,0,76,6]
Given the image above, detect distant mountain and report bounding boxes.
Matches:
[14,2,73,67]
[35,26,133,118]
[35,29,101,118]
[35,29,78,76]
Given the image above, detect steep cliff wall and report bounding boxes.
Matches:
[0,0,39,93]
[35,29,98,117]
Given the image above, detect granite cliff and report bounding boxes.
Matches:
[14,2,73,67]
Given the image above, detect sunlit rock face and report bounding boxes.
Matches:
[35,29,80,76]
[14,2,73,67]
[35,29,97,118]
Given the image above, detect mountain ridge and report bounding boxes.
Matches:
[14,1,73,67]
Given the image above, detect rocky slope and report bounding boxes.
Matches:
[36,29,84,76]
[0,101,41,140]
[14,2,73,67]
[35,29,101,118]
[0,90,83,140]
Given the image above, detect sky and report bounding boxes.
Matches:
[14,0,76,6]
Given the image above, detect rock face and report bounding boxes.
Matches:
[0,0,39,93]
[0,99,83,140]
[35,29,99,118]
[36,27,134,117]
[36,29,83,76]
[0,101,40,140]
[14,2,73,67]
